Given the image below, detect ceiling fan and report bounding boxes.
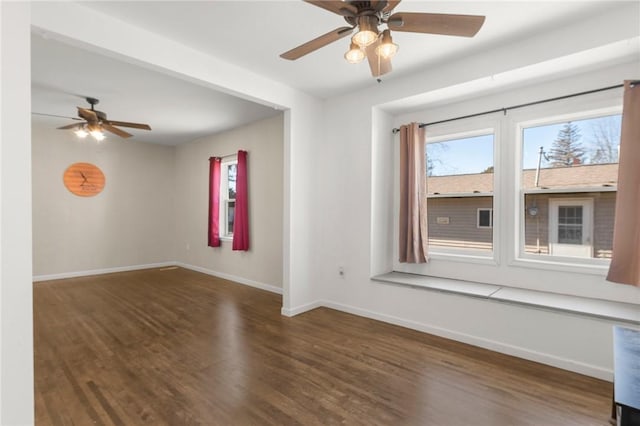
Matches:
[280,0,486,78]
[55,97,151,140]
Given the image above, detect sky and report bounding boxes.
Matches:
[426,114,621,176]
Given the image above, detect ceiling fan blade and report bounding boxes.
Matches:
[77,107,98,122]
[106,120,151,130]
[101,124,132,138]
[280,26,354,60]
[383,0,401,12]
[366,40,392,78]
[304,1,358,16]
[387,12,485,37]
[57,123,83,130]
[33,112,83,121]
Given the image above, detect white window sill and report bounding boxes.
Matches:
[372,272,640,325]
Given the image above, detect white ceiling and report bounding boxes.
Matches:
[31,35,282,145]
[81,1,619,96]
[31,1,635,146]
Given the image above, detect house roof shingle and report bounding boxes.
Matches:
[427,163,618,195]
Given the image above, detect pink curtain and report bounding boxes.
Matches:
[232,150,249,251]
[208,157,221,247]
[607,81,640,287]
[399,123,429,263]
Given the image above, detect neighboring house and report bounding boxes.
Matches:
[427,163,618,258]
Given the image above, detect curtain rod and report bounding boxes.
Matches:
[209,152,239,160]
[391,80,639,134]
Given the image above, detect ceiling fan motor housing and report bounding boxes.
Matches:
[83,97,108,121]
[343,2,387,27]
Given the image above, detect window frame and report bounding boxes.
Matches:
[219,156,238,240]
[394,119,500,266]
[513,105,621,271]
[425,127,498,260]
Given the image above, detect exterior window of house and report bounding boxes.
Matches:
[557,205,583,244]
[220,158,237,238]
[549,198,593,258]
[521,113,620,261]
[477,208,493,228]
[426,132,494,253]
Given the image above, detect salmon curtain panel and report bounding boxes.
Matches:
[398,123,429,263]
[607,81,640,287]
[208,157,221,247]
[232,150,249,251]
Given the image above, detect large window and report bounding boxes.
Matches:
[426,132,495,254]
[392,94,624,300]
[520,114,620,261]
[220,157,237,238]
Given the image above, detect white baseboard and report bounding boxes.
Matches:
[177,262,283,295]
[33,262,177,282]
[321,300,613,382]
[281,300,323,317]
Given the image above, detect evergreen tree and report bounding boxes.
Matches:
[548,122,585,167]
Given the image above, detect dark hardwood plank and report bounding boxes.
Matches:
[34,267,613,425]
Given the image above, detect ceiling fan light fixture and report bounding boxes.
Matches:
[73,125,89,138]
[344,42,365,64]
[376,29,398,59]
[352,16,379,48]
[90,129,106,141]
[85,123,105,141]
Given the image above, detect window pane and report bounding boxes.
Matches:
[227,164,237,199]
[522,114,619,259]
[478,209,492,228]
[227,201,235,235]
[426,134,494,251]
[558,225,582,244]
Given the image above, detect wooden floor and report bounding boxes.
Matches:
[34,267,613,426]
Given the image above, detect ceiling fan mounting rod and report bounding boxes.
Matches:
[86,97,99,110]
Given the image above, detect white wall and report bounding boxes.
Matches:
[175,114,284,290]
[31,121,176,279]
[0,2,33,424]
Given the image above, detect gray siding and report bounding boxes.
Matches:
[427,197,493,250]
[428,192,615,258]
[593,193,616,258]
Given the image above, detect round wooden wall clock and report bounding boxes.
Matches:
[63,163,106,197]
